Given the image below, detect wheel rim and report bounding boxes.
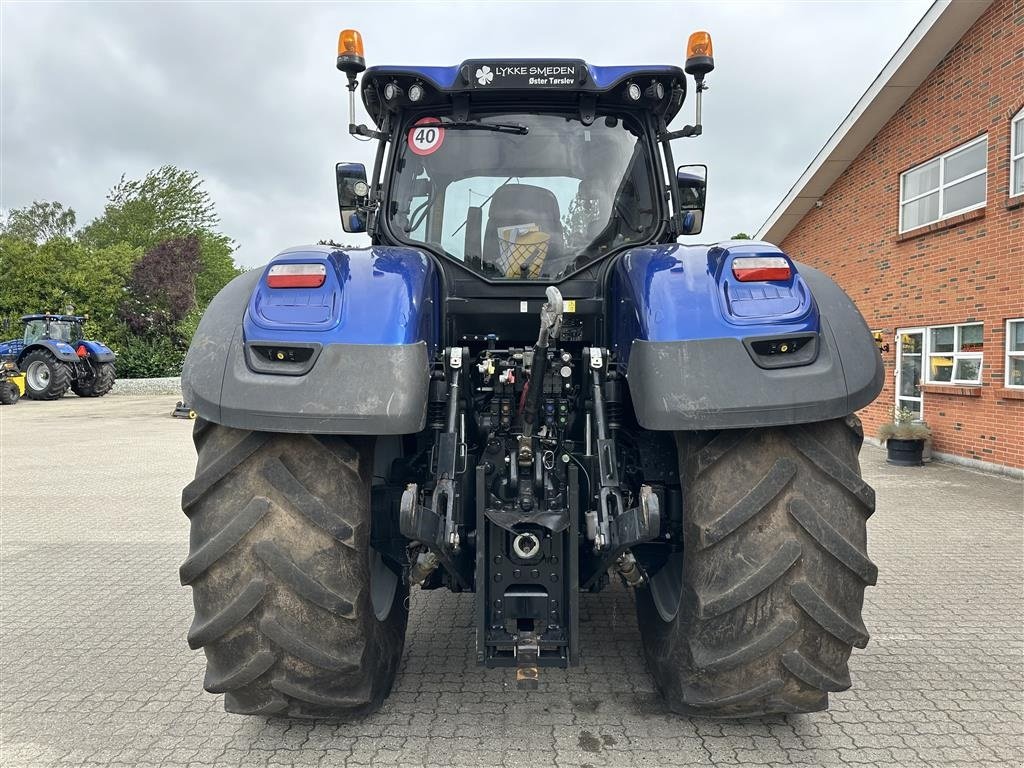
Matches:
[369,436,403,622]
[370,549,399,621]
[26,361,50,391]
[647,552,683,622]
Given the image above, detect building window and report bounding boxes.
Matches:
[1012,109,1024,198]
[926,323,983,384]
[899,135,987,232]
[1007,319,1024,388]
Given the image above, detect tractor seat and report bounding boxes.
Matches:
[483,184,565,278]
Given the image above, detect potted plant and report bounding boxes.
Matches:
[878,408,932,466]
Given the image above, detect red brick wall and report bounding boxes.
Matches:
[780,0,1024,469]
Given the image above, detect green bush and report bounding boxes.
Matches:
[112,333,187,378]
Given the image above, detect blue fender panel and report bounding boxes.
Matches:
[22,340,80,364]
[244,245,438,352]
[183,245,438,435]
[612,242,882,430]
[611,242,819,360]
[78,339,116,363]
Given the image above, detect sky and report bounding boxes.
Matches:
[1,0,933,268]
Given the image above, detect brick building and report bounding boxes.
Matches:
[758,0,1023,473]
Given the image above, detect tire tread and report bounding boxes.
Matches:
[637,417,877,717]
[261,456,356,546]
[187,578,266,649]
[700,458,796,546]
[179,497,271,585]
[782,650,852,692]
[204,649,277,693]
[181,423,407,719]
[254,540,358,618]
[690,617,798,673]
[788,497,878,585]
[695,539,801,619]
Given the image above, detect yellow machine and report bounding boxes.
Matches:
[1,359,25,404]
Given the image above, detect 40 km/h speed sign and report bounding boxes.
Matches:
[408,117,445,156]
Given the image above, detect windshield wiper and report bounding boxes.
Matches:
[442,122,529,135]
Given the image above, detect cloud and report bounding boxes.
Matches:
[1,0,931,266]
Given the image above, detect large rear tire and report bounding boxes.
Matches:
[71,362,115,397]
[21,349,71,400]
[637,416,877,718]
[180,420,408,719]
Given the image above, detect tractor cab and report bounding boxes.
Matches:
[334,31,714,289]
[22,314,86,346]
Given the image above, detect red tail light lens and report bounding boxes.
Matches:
[266,263,327,288]
[732,256,792,282]
[76,345,88,358]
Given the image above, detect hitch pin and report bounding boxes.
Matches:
[515,666,539,690]
[513,632,541,690]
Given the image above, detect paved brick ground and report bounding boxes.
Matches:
[1,396,1022,767]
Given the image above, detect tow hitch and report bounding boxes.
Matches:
[474,288,580,688]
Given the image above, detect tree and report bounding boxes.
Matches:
[0,201,77,243]
[561,192,602,250]
[119,236,203,334]
[79,165,220,251]
[79,164,240,309]
[731,232,753,240]
[0,235,137,338]
[1,167,240,377]
[195,231,241,306]
[112,236,207,378]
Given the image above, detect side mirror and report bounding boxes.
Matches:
[675,164,707,235]
[336,162,369,233]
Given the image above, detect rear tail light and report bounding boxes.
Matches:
[266,263,327,288]
[731,256,792,282]
[76,345,88,358]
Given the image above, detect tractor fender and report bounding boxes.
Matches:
[614,242,883,430]
[77,340,116,363]
[182,245,438,434]
[18,340,80,365]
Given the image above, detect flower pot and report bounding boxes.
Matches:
[886,438,924,466]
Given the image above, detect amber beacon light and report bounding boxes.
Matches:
[337,29,366,74]
[685,31,714,79]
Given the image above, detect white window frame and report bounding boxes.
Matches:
[925,323,984,386]
[1011,109,1024,198]
[1006,318,1024,389]
[895,328,925,419]
[899,135,988,233]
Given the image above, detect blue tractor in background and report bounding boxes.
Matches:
[0,314,116,400]
[180,30,883,720]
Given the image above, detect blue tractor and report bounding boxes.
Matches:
[180,30,883,720]
[0,314,116,400]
